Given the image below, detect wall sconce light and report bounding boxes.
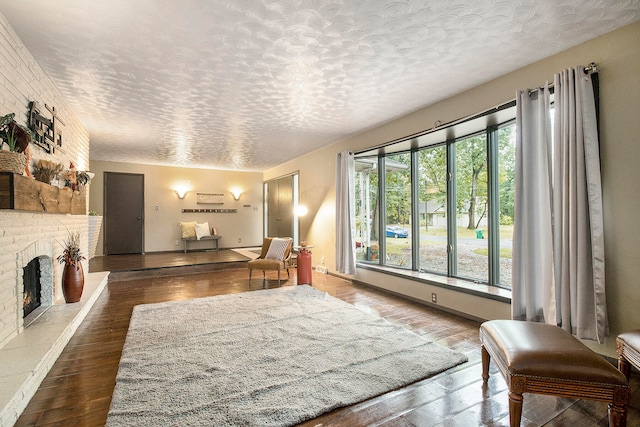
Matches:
[173,182,191,199]
[294,205,308,216]
[231,189,242,201]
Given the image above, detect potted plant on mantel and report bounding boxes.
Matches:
[57,231,86,303]
[0,113,31,175]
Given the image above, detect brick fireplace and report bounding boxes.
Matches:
[0,211,110,426]
[0,211,88,349]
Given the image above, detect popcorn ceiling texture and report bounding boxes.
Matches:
[0,1,638,171]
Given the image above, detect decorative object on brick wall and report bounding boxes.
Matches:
[181,208,237,213]
[57,231,85,303]
[28,101,64,154]
[196,193,224,204]
[0,112,31,175]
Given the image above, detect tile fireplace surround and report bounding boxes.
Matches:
[0,210,109,426]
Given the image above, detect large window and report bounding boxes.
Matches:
[417,144,447,274]
[355,157,379,262]
[455,132,488,282]
[355,118,515,289]
[384,153,412,267]
[497,125,515,286]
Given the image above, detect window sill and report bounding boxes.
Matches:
[355,262,512,304]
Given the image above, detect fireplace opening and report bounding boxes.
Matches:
[23,258,42,318]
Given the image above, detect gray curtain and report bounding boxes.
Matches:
[335,150,356,274]
[553,67,607,342]
[512,84,556,324]
[512,66,607,342]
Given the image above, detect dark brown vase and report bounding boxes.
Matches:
[62,262,84,303]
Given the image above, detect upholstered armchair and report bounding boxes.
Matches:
[247,237,293,286]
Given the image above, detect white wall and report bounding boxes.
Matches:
[88,161,264,254]
[264,21,640,357]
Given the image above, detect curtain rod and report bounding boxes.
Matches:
[528,62,598,95]
[354,97,516,156]
[355,62,597,156]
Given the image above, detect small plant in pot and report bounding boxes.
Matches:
[0,113,32,175]
[57,231,86,303]
[32,159,64,184]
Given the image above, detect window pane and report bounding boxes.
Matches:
[384,153,412,267]
[455,133,488,282]
[354,157,379,262]
[498,124,515,287]
[417,145,447,274]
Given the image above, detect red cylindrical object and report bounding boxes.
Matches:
[296,248,313,285]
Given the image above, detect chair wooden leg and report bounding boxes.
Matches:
[249,269,252,281]
[508,392,523,427]
[277,270,281,286]
[481,345,490,381]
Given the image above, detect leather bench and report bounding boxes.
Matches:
[480,320,630,427]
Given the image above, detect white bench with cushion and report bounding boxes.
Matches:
[179,221,221,253]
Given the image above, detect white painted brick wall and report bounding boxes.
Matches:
[0,12,91,349]
[0,12,90,173]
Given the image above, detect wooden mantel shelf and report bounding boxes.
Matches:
[0,172,86,215]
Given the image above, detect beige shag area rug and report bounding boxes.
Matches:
[106,285,467,426]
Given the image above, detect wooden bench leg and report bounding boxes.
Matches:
[609,403,627,427]
[481,344,490,381]
[508,391,523,427]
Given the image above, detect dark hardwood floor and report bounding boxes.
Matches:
[15,252,640,426]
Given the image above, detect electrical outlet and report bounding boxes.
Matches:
[321,256,325,264]
[155,205,159,211]
[175,240,179,246]
[238,237,241,243]
[431,293,437,304]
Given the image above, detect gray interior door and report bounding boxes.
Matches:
[104,172,144,255]
[266,175,293,238]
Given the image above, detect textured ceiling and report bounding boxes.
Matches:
[0,1,638,172]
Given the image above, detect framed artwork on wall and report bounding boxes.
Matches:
[196,193,224,204]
